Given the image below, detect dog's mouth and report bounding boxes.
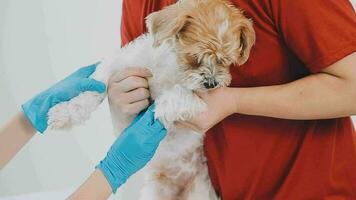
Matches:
[180,75,231,92]
[180,67,232,91]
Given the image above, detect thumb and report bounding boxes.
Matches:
[73,63,100,78]
[174,121,202,133]
[195,91,209,99]
[79,78,107,93]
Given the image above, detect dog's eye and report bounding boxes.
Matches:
[216,59,223,65]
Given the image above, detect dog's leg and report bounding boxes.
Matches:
[155,84,207,129]
[47,91,106,129]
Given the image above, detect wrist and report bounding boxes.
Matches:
[69,169,112,200]
[224,87,239,115]
[21,94,51,133]
[96,161,126,193]
[96,151,131,193]
[18,112,37,135]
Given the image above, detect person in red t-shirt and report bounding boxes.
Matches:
[108,0,356,199]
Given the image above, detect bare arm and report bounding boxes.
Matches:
[0,112,36,169]
[233,52,356,119]
[0,114,112,199]
[68,169,112,200]
[185,53,356,132]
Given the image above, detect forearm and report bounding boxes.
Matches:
[69,169,112,200]
[233,72,356,120]
[0,112,36,169]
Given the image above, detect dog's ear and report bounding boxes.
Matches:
[236,19,256,65]
[146,4,189,47]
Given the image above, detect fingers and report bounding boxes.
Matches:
[109,68,152,84]
[108,82,151,115]
[79,78,107,93]
[108,68,151,92]
[114,88,150,104]
[74,63,100,78]
[121,99,150,115]
[107,68,152,116]
[111,76,150,93]
[109,87,150,110]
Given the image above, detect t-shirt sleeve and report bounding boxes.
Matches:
[272,0,356,73]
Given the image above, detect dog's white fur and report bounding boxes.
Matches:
[48,0,255,199]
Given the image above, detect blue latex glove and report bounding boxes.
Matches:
[22,63,106,133]
[97,104,167,193]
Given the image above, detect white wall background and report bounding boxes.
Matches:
[0,0,355,199]
[0,0,123,199]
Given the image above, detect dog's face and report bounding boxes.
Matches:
[146,0,255,91]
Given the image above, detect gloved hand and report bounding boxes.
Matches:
[97,104,167,193]
[22,63,106,133]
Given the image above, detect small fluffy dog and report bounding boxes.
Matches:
[48,0,255,199]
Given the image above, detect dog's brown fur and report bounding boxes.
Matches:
[147,0,255,70]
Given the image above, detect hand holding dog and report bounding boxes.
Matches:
[108,68,152,116]
[178,87,237,132]
[97,104,167,193]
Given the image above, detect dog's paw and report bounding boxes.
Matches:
[48,91,105,130]
[155,85,207,128]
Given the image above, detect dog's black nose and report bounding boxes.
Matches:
[204,81,218,89]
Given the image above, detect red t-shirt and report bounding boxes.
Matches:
[121,0,356,199]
